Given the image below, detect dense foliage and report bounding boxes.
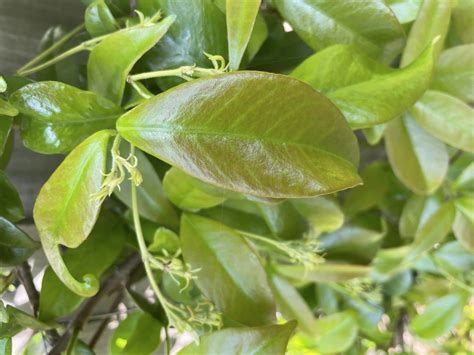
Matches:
[1,0,473,354]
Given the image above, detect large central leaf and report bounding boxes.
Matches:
[117,71,360,198]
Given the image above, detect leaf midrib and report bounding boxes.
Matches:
[119,125,356,169]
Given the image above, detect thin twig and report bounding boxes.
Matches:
[49,254,141,355]
[16,261,39,316]
[88,290,124,349]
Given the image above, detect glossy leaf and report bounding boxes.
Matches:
[0,99,18,117]
[10,81,123,154]
[35,26,81,87]
[400,0,452,66]
[276,263,372,283]
[432,44,474,103]
[274,0,404,61]
[87,16,175,104]
[0,171,24,222]
[163,167,226,212]
[255,200,307,240]
[0,306,51,338]
[319,224,385,264]
[0,218,39,267]
[226,0,261,70]
[143,0,227,89]
[289,312,358,354]
[433,241,474,273]
[411,90,474,152]
[109,311,162,355]
[410,293,468,339]
[452,0,474,44]
[452,196,474,251]
[39,211,126,322]
[405,202,456,262]
[385,113,449,194]
[117,71,361,198]
[114,147,178,228]
[180,321,296,355]
[34,130,113,297]
[343,162,390,216]
[268,272,316,335]
[180,214,276,326]
[244,13,268,64]
[386,0,423,24]
[292,197,344,233]
[0,338,11,355]
[0,116,13,157]
[249,12,313,73]
[399,194,441,238]
[85,0,118,37]
[292,44,434,128]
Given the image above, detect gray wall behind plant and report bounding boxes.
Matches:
[1,0,84,218]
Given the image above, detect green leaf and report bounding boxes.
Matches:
[268,272,316,335]
[0,171,24,222]
[292,197,344,233]
[114,147,178,228]
[226,0,261,70]
[363,124,385,146]
[451,0,474,44]
[274,0,404,61]
[433,241,474,273]
[405,202,456,262]
[180,214,275,326]
[85,0,118,37]
[249,12,312,73]
[0,218,39,267]
[142,0,227,90]
[409,292,468,339]
[432,44,474,103]
[163,167,226,212]
[451,161,474,192]
[36,26,81,87]
[87,16,175,104]
[386,0,423,24]
[0,116,13,157]
[34,130,114,297]
[39,210,126,322]
[275,263,372,283]
[289,312,358,354]
[411,91,474,152]
[452,196,474,251]
[343,162,390,216]
[254,200,307,240]
[0,306,51,339]
[0,338,11,355]
[385,113,449,194]
[292,44,434,128]
[10,82,123,154]
[147,227,180,256]
[244,13,268,64]
[179,321,296,355]
[399,194,441,238]
[110,311,162,355]
[0,99,18,117]
[117,71,361,198]
[400,0,453,66]
[318,224,385,264]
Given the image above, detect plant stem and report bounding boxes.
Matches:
[165,326,171,355]
[17,24,85,73]
[130,146,174,334]
[16,261,39,317]
[128,66,224,82]
[17,33,108,77]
